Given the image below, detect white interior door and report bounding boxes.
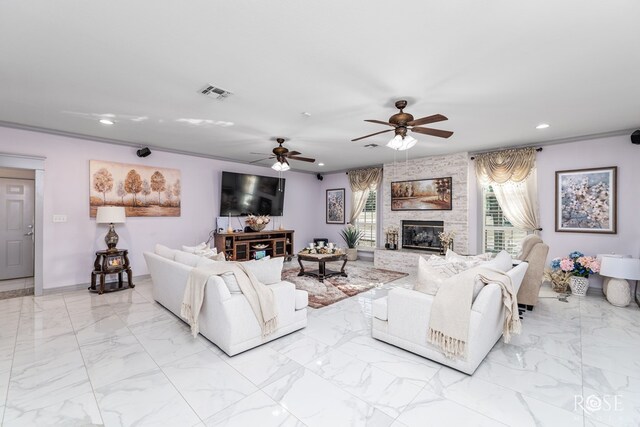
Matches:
[0,178,35,280]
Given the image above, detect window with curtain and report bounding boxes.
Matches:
[355,190,377,247]
[482,185,528,256]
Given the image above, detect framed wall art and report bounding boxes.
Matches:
[90,160,181,217]
[326,188,345,224]
[555,166,617,233]
[391,177,452,211]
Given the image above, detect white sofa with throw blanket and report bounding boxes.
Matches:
[144,247,308,356]
[371,258,528,375]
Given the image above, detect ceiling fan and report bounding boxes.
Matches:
[352,100,453,150]
[251,138,315,170]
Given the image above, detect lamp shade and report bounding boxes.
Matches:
[96,206,126,224]
[599,257,640,280]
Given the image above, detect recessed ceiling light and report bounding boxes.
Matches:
[318,163,325,166]
[536,123,550,129]
[99,119,114,125]
[301,112,311,117]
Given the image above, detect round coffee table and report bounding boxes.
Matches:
[297,252,347,282]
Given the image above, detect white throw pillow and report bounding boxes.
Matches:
[196,257,217,268]
[182,242,208,253]
[437,266,485,302]
[154,244,177,260]
[174,250,201,267]
[243,256,283,285]
[445,249,493,263]
[414,256,463,295]
[483,250,513,272]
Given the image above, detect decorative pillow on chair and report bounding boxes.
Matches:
[243,256,284,285]
[483,250,513,272]
[211,252,226,261]
[174,250,201,267]
[182,242,208,253]
[414,256,465,295]
[154,244,177,260]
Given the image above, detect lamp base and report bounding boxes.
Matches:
[105,223,119,252]
[606,278,631,307]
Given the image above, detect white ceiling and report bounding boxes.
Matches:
[1,1,639,172]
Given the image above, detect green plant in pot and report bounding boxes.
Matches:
[340,225,363,261]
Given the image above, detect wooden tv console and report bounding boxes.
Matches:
[214,230,294,261]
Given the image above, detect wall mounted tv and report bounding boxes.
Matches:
[220,171,286,216]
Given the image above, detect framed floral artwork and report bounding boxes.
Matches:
[555,166,617,233]
[326,188,345,224]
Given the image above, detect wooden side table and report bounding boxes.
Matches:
[90,249,134,294]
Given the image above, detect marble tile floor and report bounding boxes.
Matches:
[0,264,638,426]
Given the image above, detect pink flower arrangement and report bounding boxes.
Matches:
[550,251,600,278]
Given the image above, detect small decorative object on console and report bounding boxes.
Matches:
[549,251,601,296]
[384,226,399,250]
[437,230,456,255]
[245,214,270,232]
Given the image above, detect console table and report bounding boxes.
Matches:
[89,249,134,295]
[214,230,294,261]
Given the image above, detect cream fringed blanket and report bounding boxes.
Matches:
[427,266,521,359]
[181,262,278,338]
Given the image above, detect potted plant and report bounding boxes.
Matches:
[340,225,363,261]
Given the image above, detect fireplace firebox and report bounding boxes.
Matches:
[401,220,444,252]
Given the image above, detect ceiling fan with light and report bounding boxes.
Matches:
[250,138,315,171]
[352,100,453,150]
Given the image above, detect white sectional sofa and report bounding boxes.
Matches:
[371,262,528,374]
[144,251,308,356]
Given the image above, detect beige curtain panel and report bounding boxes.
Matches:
[474,147,536,184]
[474,147,540,232]
[348,167,382,225]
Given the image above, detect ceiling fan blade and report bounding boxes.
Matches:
[284,158,290,165]
[250,152,272,156]
[351,128,394,142]
[407,114,448,127]
[249,157,274,164]
[364,119,395,127]
[411,127,454,138]
[286,151,301,156]
[289,156,315,163]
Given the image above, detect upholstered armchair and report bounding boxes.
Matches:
[515,234,549,309]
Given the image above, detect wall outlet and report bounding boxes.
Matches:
[52,214,67,223]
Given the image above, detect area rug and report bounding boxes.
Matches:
[281,262,408,308]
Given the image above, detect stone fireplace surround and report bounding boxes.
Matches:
[374,152,469,273]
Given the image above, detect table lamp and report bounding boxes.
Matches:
[599,257,640,307]
[96,206,126,252]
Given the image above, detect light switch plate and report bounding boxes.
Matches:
[52,214,67,223]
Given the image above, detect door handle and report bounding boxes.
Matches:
[25,230,34,236]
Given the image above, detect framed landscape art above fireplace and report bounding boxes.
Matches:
[391,177,452,211]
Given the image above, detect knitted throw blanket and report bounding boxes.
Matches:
[181,262,278,338]
[427,266,521,359]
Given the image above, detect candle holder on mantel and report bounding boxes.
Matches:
[384,228,399,250]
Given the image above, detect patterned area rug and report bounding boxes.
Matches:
[282,262,408,308]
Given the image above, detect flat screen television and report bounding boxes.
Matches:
[220,171,285,216]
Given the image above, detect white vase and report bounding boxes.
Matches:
[569,276,589,296]
[346,248,358,261]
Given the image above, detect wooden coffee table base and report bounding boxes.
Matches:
[297,254,348,283]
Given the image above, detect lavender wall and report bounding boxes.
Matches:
[0,126,320,289]
[469,134,640,287]
[314,172,352,246]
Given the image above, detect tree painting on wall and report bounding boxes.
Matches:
[555,166,616,233]
[391,177,452,211]
[89,160,181,217]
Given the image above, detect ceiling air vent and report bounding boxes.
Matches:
[200,84,232,100]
